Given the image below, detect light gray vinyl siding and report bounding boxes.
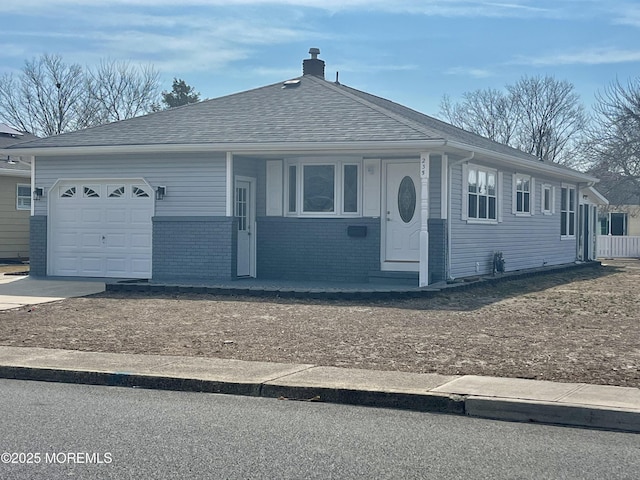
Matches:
[429,155,442,219]
[33,152,227,216]
[449,162,578,279]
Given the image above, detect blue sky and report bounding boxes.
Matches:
[1,1,639,117]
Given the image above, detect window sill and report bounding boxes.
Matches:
[542,211,553,216]
[466,219,498,225]
[513,212,532,217]
[561,235,576,240]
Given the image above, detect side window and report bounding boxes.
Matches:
[560,186,576,237]
[513,174,532,215]
[16,184,31,210]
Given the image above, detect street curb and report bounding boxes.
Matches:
[466,397,640,433]
[1,364,639,433]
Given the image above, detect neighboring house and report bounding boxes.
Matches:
[0,123,37,261]
[595,177,640,236]
[2,49,601,285]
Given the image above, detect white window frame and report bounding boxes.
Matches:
[560,184,576,238]
[512,174,534,216]
[16,183,31,210]
[542,184,555,215]
[462,164,499,224]
[285,159,362,217]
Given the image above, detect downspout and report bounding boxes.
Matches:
[446,151,475,281]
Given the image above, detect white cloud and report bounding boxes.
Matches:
[444,66,493,78]
[513,47,640,66]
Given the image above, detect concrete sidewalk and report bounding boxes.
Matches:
[0,346,638,433]
[0,276,106,311]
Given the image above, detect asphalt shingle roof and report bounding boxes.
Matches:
[4,75,541,165]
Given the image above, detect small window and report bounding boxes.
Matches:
[343,164,358,213]
[83,186,100,198]
[514,174,531,214]
[288,165,297,213]
[132,186,150,198]
[17,184,31,210]
[109,186,125,198]
[542,185,554,215]
[561,185,576,237]
[61,186,76,198]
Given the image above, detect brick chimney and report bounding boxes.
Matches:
[302,48,325,78]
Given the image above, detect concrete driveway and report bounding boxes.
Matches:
[0,276,105,311]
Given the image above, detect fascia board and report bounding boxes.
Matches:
[445,140,598,183]
[0,168,30,177]
[2,140,448,157]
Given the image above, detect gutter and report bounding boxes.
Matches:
[0,140,449,157]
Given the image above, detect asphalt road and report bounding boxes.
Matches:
[1,379,639,479]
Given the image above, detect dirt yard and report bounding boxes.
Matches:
[0,260,639,388]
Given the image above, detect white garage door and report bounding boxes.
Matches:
[49,180,154,278]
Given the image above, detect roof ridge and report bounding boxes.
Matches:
[305,76,444,140]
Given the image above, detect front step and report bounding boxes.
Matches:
[368,271,419,286]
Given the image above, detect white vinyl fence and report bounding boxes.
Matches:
[598,235,640,258]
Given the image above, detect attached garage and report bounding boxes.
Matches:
[48,179,154,278]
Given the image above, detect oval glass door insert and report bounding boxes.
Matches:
[398,176,416,223]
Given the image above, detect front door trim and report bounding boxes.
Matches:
[381,160,421,272]
[235,175,256,277]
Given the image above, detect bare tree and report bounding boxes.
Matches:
[440,75,587,166]
[440,89,519,146]
[508,75,587,165]
[0,55,161,137]
[0,54,85,136]
[587,77,640,202]
[86,60,160,123]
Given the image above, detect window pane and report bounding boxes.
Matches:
[517,192,523,212]
[18,185,31,196]
[523,192,530,213]
[561,212,567,236]
[561,187,567,211]
[489,197,496,219]
[522,179,529,192]
[288,165,296,212]
[478,171,487,195]
[468,169,477,193]
[569,188,575,211]
[343,164,358,213]
[544,188,550,211]
[468,194,477,218]
[303,165,335,212]
[487,174,496,196]
[569,212,575,235]
[479,195,487,218]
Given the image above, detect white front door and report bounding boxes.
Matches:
[383,162,421,270]
[235,178,255,277]
[49,180,153,278]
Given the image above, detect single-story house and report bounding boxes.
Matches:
[0,123,37,261]
[2,49,601,286]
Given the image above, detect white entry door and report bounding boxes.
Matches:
[383,162,421,269]
[235,177,255,277]
[49,180,153,278]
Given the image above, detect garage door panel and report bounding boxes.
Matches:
[80,208,104,223]
[131,233,151,248]
[130,207,153,224]
[50,180,153,278]
[131,258,152,276]
[80,233,102,248]
[80,257,104,276]
[105,233,127,248]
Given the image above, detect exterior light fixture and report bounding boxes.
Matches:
[33,187,43,200]
[156,186,166,200]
